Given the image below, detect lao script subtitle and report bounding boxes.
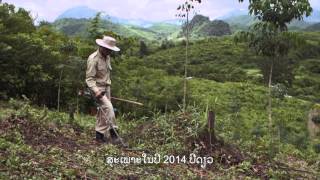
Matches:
[105,153,213,168]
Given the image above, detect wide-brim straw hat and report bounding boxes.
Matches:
[96,36,120,52]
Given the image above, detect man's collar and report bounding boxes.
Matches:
[96,49,109,60]
[96,49,103,58]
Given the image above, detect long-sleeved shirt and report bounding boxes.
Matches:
[85,50,112,93]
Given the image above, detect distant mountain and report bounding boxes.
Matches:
[53,6,183,40]
[161,19,183,26]
[287,20,313,30]
[103,14,154,28]
[218,9,249,19]
[224,15,255,26]
[55,6,319,36]
[56,6,180,28]
[219,9,256,32]
[221,9,320,32]
[57,6,98,19]
[224,15,314,32]
[222,15,255,32]
[221,8,320,22]
[52,18,181,41]
[305,23,320,31]
[180,15,231,38]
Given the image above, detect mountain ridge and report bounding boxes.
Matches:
[56,6,320,31]
[56,6,181,27]
[181,14,231,38]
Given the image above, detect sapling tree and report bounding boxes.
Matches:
[176,0,201,113]
[236,0,312,153]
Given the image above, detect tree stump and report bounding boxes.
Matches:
[208,111,217,149]
[69,106,75,124]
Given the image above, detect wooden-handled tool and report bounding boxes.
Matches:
[111,97,143,106]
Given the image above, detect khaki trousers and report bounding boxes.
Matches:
[95,86,118,136]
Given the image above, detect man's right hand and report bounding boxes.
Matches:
[95,90,104,99]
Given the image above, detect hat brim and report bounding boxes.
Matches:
[96,39,120,52]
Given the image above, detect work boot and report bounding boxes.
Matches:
[110,129,128,148]
[95,131,108,143]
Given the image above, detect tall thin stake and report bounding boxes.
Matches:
[183,10,189,113]
[57,68,63,112]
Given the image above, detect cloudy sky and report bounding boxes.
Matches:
[3,0,320,22]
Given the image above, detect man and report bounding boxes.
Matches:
[86,35,125,146]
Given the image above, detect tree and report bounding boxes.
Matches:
[236,0,312,154]
[176,0,201,113]
[88,12,102,39]
[0,2,86,110]
[139,40,148,57]
[0,3,35,34]
[238,0,312,31]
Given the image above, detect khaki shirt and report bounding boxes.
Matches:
[86,50,112,93]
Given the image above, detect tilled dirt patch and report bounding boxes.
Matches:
[0,116,96,151]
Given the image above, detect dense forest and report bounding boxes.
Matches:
[0,0,320,179]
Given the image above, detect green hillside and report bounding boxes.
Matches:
[121,24,159,41]
[132,34,320,103]
[148,23,181,37]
